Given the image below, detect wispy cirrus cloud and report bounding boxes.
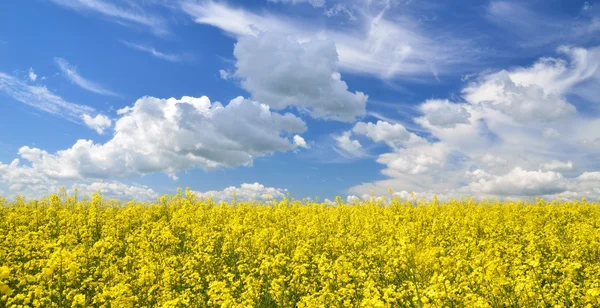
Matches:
[54,57,119,97]
[0,72,94,122]
[347,46,600,200]
[486,1,600,50]
[0,71,112,134]
[49,0,168,36]
[120,41,190,62]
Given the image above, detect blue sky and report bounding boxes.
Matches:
[1,0,599,202]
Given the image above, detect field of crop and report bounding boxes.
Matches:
[1,191,600,307]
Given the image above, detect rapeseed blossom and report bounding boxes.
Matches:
[1,190,600,307]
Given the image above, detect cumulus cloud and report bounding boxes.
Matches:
[71,182,158,201]
[1,95,305,181]
[194,182,287,202]
[377,142,449,176]
[342,120,447,176]
[347,46,600,200]
[463,71,576,121]
[234,33,367,121]
[352,120,423,148]
[0,159,56,197]
[82,114,112,134]
[561,172,600,200]
[418,99,471,128]
[182,1,480,79]
[469,168,566,197]
[346,195,360,203]
[55,57,119,96]
[334,131,364,157]
[0,159,157,200]
[463,47,599,122]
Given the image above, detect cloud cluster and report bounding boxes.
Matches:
[194,182,288,202]
[121,41,188,62]
[347,46,600,200]
[182,0,479,79]
[0,159,157,200]
[417,99,471,128]
[82,114,112,134]
[234,33,367,122]
[1,95,306,184]
[71,182,159,200]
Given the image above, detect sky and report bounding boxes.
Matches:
[1,0,600,202]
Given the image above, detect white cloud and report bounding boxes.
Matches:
[346,120,447,176]
[182,1,480,79]
[0,158,56,197]
[55,57,119,96]
[418,99,471,128]
[346,195,360,203]
[28,68,37,82]
[49,0,168,35]
[346,46,600,200]
[194,182,287,202]
[469,167,566,197]
[509,47,598,94]
[578,172,600,182]
[541,160,573,172]
[82,114,112,134]
[293,135,310,149]
[121,41,187,62]
[334,131,364,157]
[71,182,158,201]
[352,120,423,148]
[561,172,600,200]
[463,71,576,121]
[233,33,367,122]
[377,142,449,176]
[466,169,493,181]
[462,47,600,122]
[0,72,95,123]
[268,0,325,7]
[2,95,305,181]
[0,159,156,200]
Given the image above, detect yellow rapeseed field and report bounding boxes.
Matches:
[1,190,600,307]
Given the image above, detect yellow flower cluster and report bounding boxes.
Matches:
[1,190,600,307]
